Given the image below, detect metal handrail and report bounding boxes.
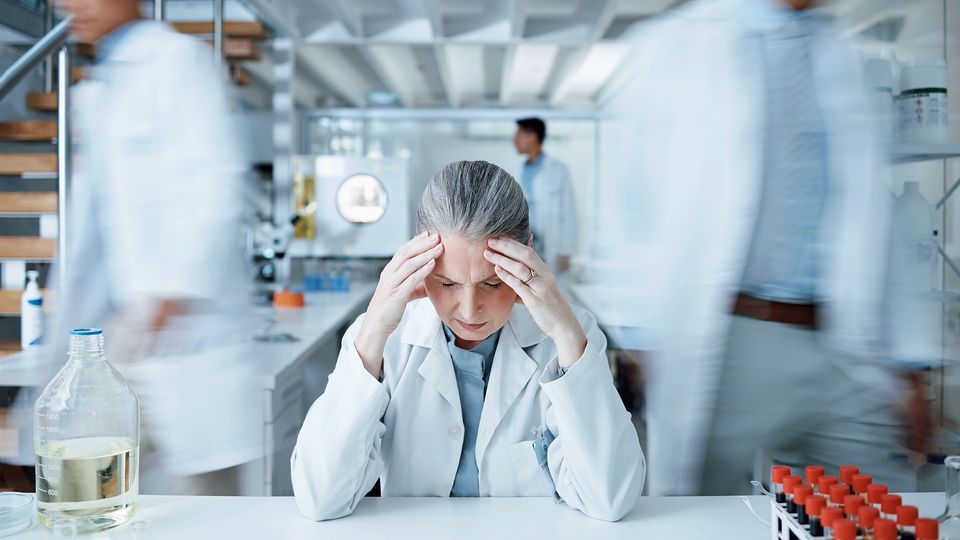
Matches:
[0,16,72,102]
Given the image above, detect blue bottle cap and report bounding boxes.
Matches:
[70,328,103,336]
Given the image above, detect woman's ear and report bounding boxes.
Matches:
[527,233,534,248]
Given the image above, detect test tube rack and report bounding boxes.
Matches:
[771,499,816,540]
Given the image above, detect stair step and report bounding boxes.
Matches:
[205,38,261,61]
[26,92,57,112]
[172,21,267,39]
[0,237,56,260]
[0,154,56,176]
[0,193,57,214]
[0,121,56,142]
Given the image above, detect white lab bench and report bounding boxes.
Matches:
[6,492,946,539]
[0,283,376,496]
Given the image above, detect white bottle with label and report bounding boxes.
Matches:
[898,59,949,144]
[21,270,43,349]
[888,182,940,363]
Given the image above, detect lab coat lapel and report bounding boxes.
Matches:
[404,301,462,414]
[475,306,544,466]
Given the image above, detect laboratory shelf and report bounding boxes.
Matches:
[891,143,960,164]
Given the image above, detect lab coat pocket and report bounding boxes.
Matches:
[509,440,555,497]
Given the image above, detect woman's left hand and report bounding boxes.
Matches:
[484,237,586,368]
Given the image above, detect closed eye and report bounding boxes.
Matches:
[485,282,502,289]
[440,283,455,288]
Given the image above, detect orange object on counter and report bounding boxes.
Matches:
[274,290,305,308]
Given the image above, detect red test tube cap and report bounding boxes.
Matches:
[880,494,902,515]
[867,483,888,504]
[805,465,825,485]
[772,465,791,484]
[794,485,814,506]
[818,475,838,495]
[834,519,857,540]
[858,506,880,529]
[839,465,860,485]
[830,484,849,504]
[874,518,898,540]
[916,518,939,540]
[783,475,803,495]
[843,495,864,517]
[822,507,844,529]
[852,473,872,494]
[897,505,918,527]
[806,495,826,517]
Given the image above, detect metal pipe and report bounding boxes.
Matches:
[213,0,225,70]
[57,46,71,293]
[42,6,54,93]
[0,17,72,103]
[154,0,164,21]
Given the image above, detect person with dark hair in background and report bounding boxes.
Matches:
[513,118,578,276]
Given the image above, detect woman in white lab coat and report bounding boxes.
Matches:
[291,161,644,521]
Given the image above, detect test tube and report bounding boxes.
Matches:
[858,506,880,540]
[806,495,827,537]
[833,518,857,540]
[772,466,792,505]
[822,507,845,540]
[852,473,872,499]
[843,495,865,525]
[829,484,848,510]
[867,483,888,511]
[806,465,825,487]
[795,485,814,525]
[915,518,938,540]
[874,518,898,540]
[818,475,839,498]
[897,505,918,540]
[839,465,860,494]
[784,475,803,514]
[880,494,902,522]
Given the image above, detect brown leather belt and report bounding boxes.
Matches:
[732,293,819,329]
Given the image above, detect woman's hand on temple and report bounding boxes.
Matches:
[356,231,442,378]
[484,237,586,368]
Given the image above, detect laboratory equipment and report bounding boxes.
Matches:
[293,158,317,239]
[898,59,949,144]
[294,156,410,258]
[0,492,33,537]
[20,270,42,349]
[942,455,960,540]
[34,329,139,533]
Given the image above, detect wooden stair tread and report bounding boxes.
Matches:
[0,341,22,356]
[0,237,56,260]
[205,38,261,61]
[172,21,267,39]
[0,154,56,175]
[26,92,57,112]
[0,192,57,214]
[0,120,56,142]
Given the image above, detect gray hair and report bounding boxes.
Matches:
[416,160,530,243]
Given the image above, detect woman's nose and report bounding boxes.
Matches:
[459,289,481,319]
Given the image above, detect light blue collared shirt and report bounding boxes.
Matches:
[521,154,545,255]
[740,1,830,303]
[443,324,500,497]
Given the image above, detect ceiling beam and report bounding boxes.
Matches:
[296,47,369,107]
[328,0,363,37]
[509,0,528,38]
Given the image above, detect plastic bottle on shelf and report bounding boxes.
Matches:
[898,59,949,144]
[20,270,43,349]
[889,181,940,364]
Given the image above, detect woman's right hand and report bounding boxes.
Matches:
[355,231,443,378]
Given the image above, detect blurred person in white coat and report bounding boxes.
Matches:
[292,161,643,521]
[49,0,261,494]
[598,0,932,495]
[513,118,578,275]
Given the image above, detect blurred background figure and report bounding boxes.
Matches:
[47,0,261,494]
[600,0,935,495]
[513,117,577,276]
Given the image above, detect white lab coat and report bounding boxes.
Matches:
[597,0,901,495]
[521,156,578,273]
[54,21,261,477]
[291,298,644,522]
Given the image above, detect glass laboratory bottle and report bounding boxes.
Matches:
[34,329,140,533]
[942,456,960,540]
